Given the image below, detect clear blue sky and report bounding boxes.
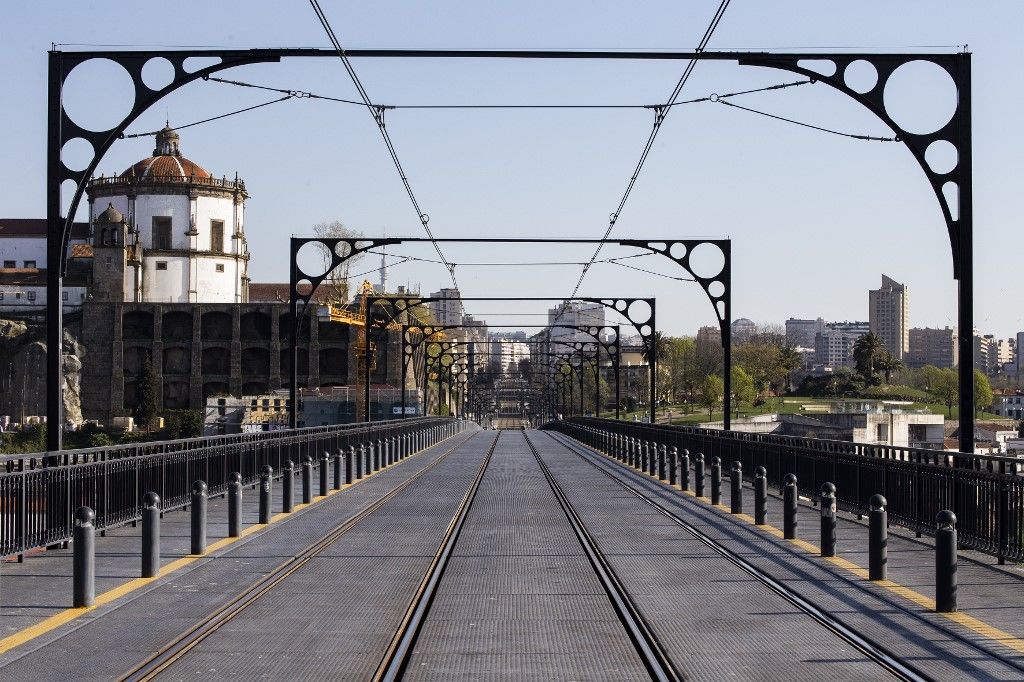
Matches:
[3,1,1021,339]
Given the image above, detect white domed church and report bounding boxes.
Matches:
[86,126,249,303]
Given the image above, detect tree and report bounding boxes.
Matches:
[928,367,959,417]
[134,357,159,430]
[877,352,904,385]
[974,369,994,416]
[731,366,755,418]
[698,374,724,419]
[641,331,670,365]
[778,346,801,393]
[852,333,885,384]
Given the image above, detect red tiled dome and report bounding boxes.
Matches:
[121,154,211,180]
[119,125,212,180]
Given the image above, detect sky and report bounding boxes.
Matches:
[2,1,1022,339]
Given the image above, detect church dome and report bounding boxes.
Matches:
[120,125,212,180]
[95,203,124,224]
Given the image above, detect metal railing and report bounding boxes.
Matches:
[0,417,452,557]
[549,418,1024,563]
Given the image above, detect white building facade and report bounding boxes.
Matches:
[86,126,249,304]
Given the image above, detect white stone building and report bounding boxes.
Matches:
[0,219,91,313]
[85,126,249,303]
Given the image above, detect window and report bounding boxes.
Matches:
[215,263,225,273]
[156,261,167,271]
[27,291,36,301]
[15,292,21,299]
[105,256,112,265]
[62,291,68,301]
[3,260,14,268]
[23,260,36,269]
[210,220,224,254]
[0,293,3,300]
[152,216,172,250]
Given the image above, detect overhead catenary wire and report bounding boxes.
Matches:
[120,95,294,138]
[306,0,458,289]
[714,99,899,141]
[568,0,733,299]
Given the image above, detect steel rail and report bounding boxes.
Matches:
[372,431,500,681]
[543,430,937,682]
[119,429,480,682]
[522,430,683,682]
[547,430,1024,677]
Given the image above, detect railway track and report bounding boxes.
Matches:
[119,430,491,682]
[522,430,684,682]
[542,429,952,681]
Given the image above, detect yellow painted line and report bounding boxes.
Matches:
[0,447,429,656]
[588,441,1024,655]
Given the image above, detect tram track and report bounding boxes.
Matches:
[371,431,499,681]
[119,429,487,682]
[522,430,684,682]
[542,429,941,681]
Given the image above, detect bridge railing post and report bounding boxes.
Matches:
[679,449,689,492]
[302,456,312,504]
[259,466,272,523]
[694,453,705,498]
[659,444,668,481]
[668,446,677,486]
[191,480,207,555]
[228,472,242,538]
[754,467,767,525]
[935,510,958,612]
[820,483,836,557]
[711,456,722,506]
[73,506,95,607]
[282,460,294,512]
[730,461,742,514]
[869,494,887,580]
[320,452,329,497]
[333,449,342,490]
[142,492,160,577]
[783,474,798,539]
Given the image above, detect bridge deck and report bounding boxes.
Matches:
[1,427,1023,680]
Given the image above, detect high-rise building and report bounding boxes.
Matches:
[547,301,605,345]
[907,327,958,369]
[428,287,464,327]
[868,275,909,359]
[815,321,870,369]
[785,318,825,349]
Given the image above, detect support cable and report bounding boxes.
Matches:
[714,99,899,141]
[307,0,458,288]
[568,0,733,298]
[120,96,293,138]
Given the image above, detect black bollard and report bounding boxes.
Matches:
[820,483,836,557]
[783,474,798,540]
[935,510,958,613]
[334,449,342,490]
[754,466,767,525]
[355,445,364,480]
[228,472,242,538]
[730,461,743,514]
[668,446,678,486]
[259,466,272,524]
[320,451,330,497]
[142,492,161,578]
[374,440,382,471]
[658,444,668,480]
[679,450,690,492]
[346,446,355,483]
[302,455,313,504]
[282,460,294,512]
[73,506,95,607]
[869,494,888,580]
[191,480,208,555]
[387,437,395,466]
[694,453,706,498]
[711,456,722,506]
[648,442,658,477]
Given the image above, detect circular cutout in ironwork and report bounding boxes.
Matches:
[295,279,314,297]
[707,280,725,298]
[843,60,878,94]
[924,139,958,175]
[61,137,94,173]
[686,242,725,279]
[63,58,135,132]
[295,241,332,278]
[669,242,687,260]
[627,300,652,325]
[640,325,652,337]
[883,60,958,135]
[141,57,175,91]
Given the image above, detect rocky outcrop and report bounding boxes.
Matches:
[0,319,84,426]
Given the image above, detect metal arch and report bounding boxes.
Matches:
[44,48,972,452]
[732,52,974,456]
